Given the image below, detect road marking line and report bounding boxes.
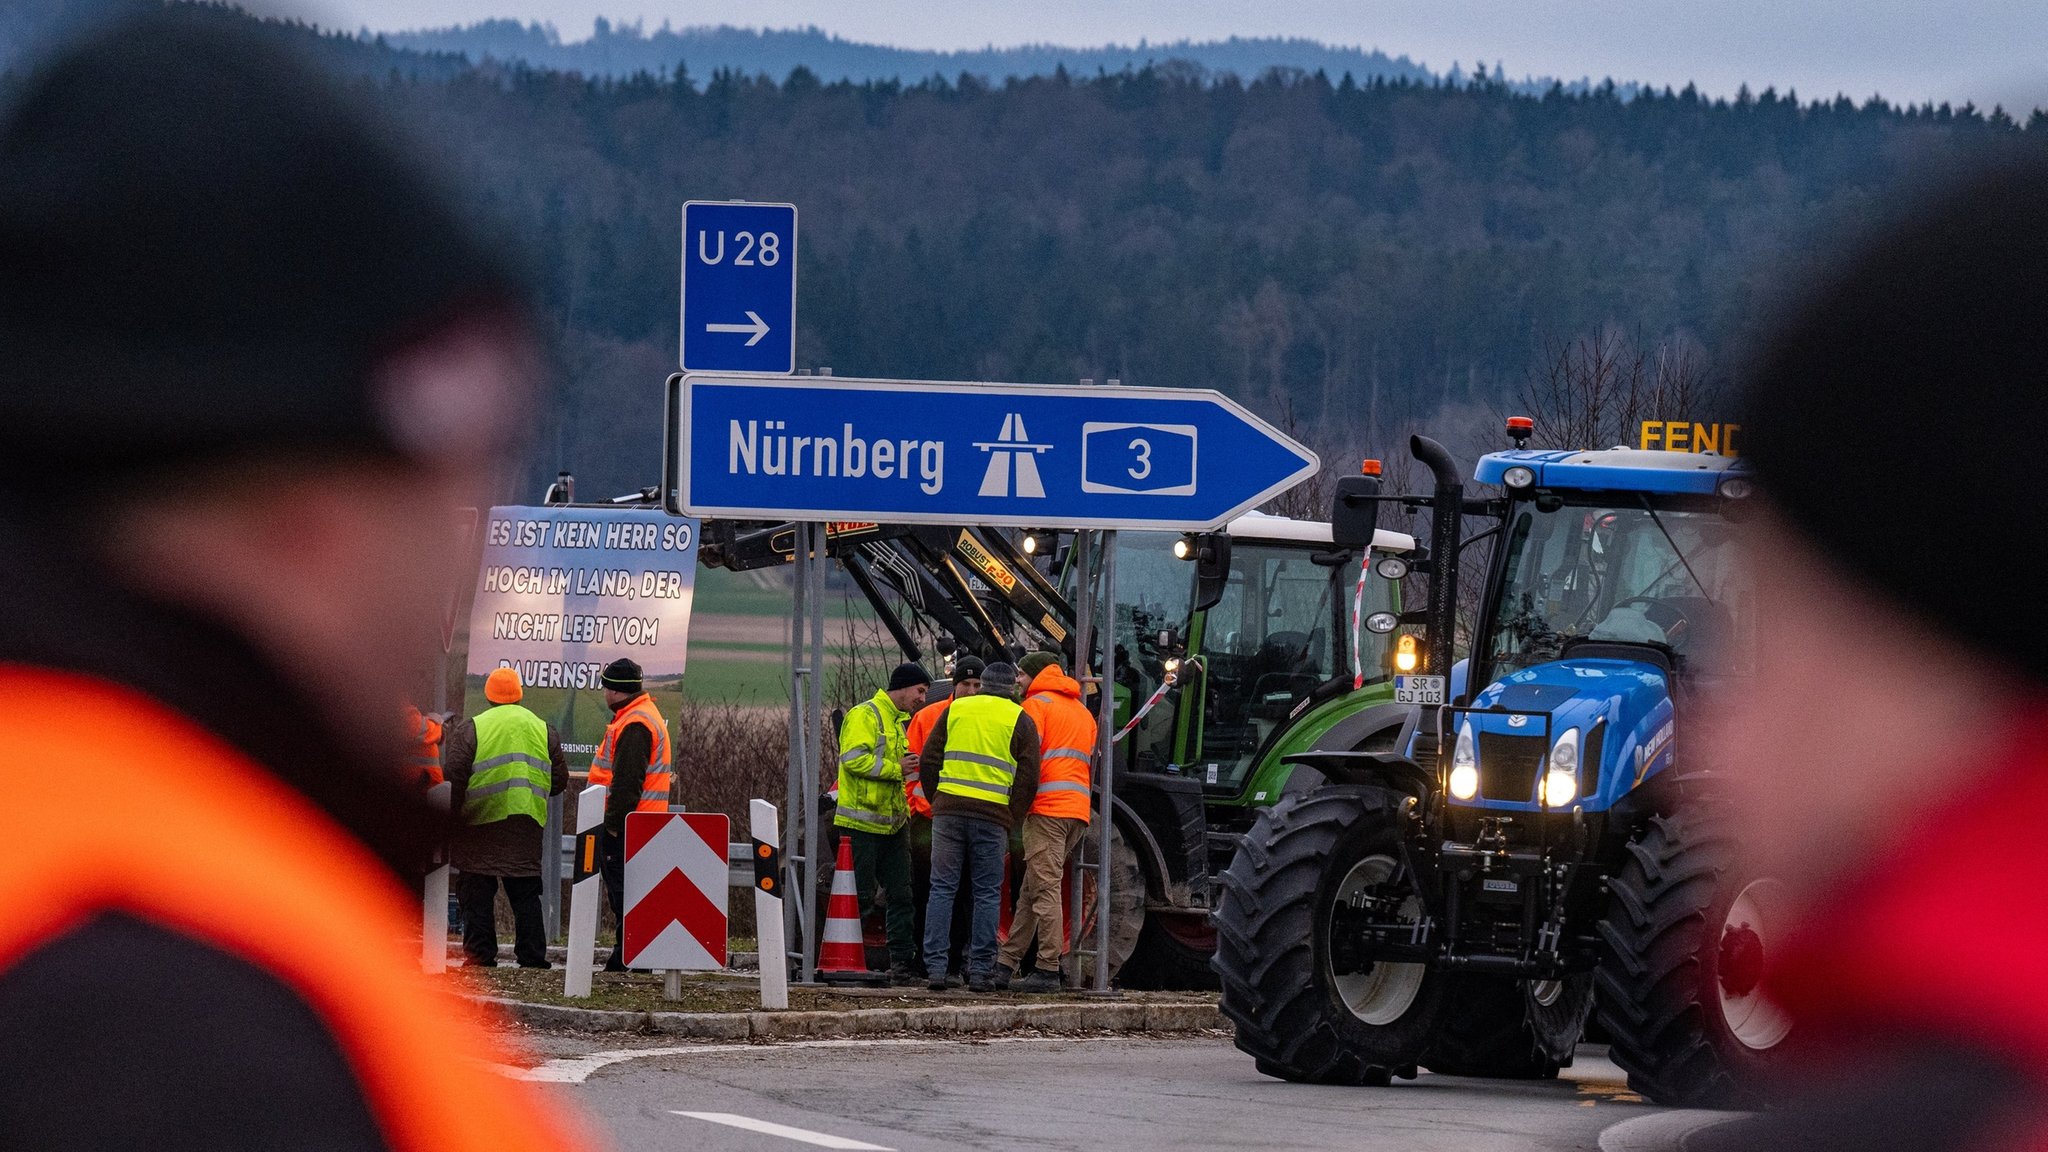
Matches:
[498,1035,1068,1083]
[672,1111,893,1150]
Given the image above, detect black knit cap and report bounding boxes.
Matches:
[600,658,644,694]
[1737,147,2048,679]
[950,656,986,682]
[887,662,932,691]
[0,9,532,481]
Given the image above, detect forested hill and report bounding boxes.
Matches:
[383,22,1440,89]
[5,6,2043,502]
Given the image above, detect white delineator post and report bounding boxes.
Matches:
[563,783,608,998]
[421,781,451,974]
[751,799,789,1010]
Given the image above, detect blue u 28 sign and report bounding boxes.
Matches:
[665,374,1319,532]
[680,201,797,375]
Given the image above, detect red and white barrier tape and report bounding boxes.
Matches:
[1350,548,1373,690]
[1112,658,1198,744]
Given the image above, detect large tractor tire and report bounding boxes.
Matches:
[1423,973,1595,1079]
[1213,787,1453,1085]
[1596,805,1792,1108]
[1122,912,1220,991]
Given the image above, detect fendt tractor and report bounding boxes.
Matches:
[1213,426,1786,1107]
[699,510,1425,987]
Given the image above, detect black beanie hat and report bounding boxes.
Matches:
[601,658,644,694]
[1738,149,2048,679]
[950,656,986,682]
[0,10,532,481]
[887,662,932,691]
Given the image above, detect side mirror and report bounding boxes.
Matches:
[1332,474,1382,549]
[1193,532,1233,612]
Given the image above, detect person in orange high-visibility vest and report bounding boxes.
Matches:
[589,657,672,971]
[905,656,984,819]
[0,11,591,1147]
[996,652,1098,992]
[403,702,444,788]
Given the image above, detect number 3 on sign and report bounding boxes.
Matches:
[696,230,782,267]
[1128,438,1152,480]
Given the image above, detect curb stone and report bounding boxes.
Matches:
[476,995,1226,1039]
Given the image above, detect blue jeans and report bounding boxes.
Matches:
[924,814,1007,979]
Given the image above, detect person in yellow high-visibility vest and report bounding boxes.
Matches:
[918,662,1040,992]
[834,662,931,983]
[444,667,569,968]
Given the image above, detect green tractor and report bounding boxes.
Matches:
[1081,510,1425,986]
[700,509,1426,987]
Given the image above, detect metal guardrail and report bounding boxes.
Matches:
[560,836,754,889]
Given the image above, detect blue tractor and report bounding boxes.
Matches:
[1212,428,1786,1106]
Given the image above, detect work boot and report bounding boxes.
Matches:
[967,972,996,994]
[603,952,626,973]
[993,964,1015,991]
[890,963,923,987]
[927,972,949,992]
[1014,970,1062,994]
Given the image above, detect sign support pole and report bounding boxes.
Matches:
[786,533,813,983]
[1065,531,1093,988]
[563,783,606,997]
[1091,532,1120,996]
[803,522,826,984]
[421,781,451,974]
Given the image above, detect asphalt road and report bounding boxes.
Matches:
[512,1033,1729,1152]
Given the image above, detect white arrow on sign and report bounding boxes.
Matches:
[705,310,770,347]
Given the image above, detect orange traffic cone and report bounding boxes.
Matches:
[818,834,883,984]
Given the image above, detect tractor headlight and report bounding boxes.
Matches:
[1502,465,1536,490]
[1542,727,1579,807]
[1449,723,1479,800]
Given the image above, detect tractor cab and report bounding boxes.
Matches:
[1109,513,1417,799]
[1450,448,1754,817]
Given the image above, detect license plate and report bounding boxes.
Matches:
[1394,675,1446,705]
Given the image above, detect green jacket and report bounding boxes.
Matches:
[835,689,909,833]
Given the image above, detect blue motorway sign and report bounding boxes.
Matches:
[666,374,1320,531]
[680,201,797,375]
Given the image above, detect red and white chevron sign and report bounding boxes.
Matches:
[622,811,730,970]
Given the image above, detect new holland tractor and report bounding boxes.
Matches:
[1212,428,1786,1107]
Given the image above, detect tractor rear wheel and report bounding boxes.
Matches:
[1122,912,1221,990]
[1423,973,1594,1079]
[1214,787,1452,1084]
[1596,805,1792,1107]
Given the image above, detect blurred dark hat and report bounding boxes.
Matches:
[1737,149,2048,677]
[887,662,932,691]
[979,662,1018,694]
[600,658,643,694]
[0,8,533,482]
[950,656,986,682]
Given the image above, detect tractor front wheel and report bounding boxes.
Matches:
[1596,805,1792,1107]
[1213,787,1452,1084]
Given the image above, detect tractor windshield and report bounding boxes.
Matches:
[1489,500,1750,676]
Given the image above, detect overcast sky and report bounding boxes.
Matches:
[287,0,2047,111]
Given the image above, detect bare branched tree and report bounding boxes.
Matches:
[1516,328,1720,452]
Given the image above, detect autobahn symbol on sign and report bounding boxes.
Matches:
[680,200,797,376]
[666,373,1319,532]
[622,811,730,970]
